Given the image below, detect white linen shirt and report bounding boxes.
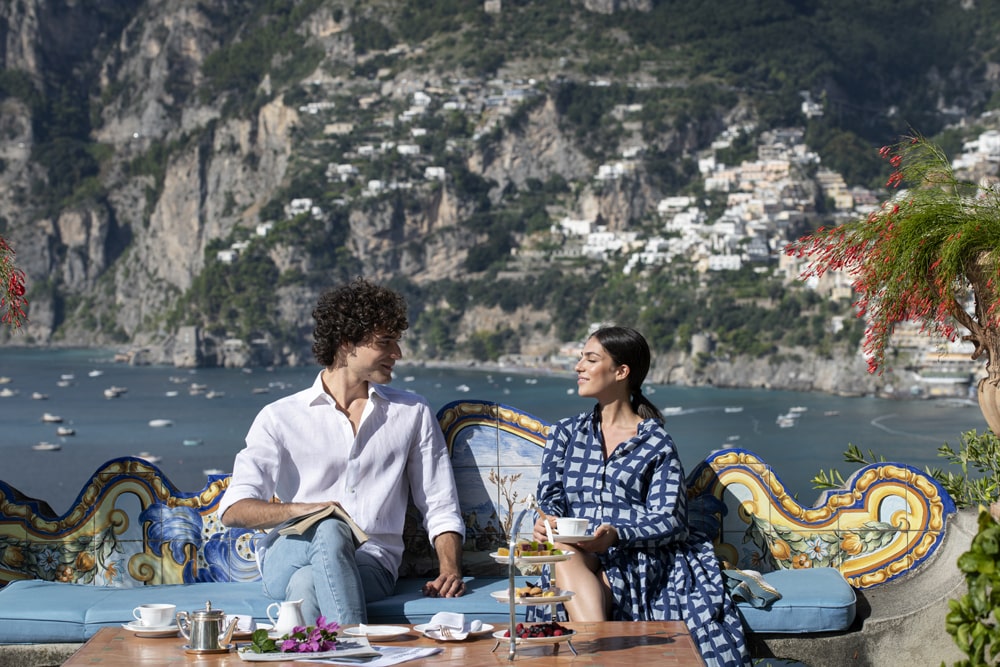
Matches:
[218,372,465,578]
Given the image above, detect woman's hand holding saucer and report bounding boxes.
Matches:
[576,523,618,553]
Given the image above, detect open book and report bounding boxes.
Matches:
[276,505,369,547]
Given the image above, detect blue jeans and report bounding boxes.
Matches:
[260,518,395,624]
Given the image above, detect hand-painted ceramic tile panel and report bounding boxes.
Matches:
[0,404,957,592]
[687,448,956,588]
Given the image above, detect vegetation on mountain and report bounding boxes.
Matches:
[3,0,1000,377]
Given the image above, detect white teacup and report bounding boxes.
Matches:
[556,517,589,537]
[132,603,176,627]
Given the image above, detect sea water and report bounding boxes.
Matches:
[0,348,988,512]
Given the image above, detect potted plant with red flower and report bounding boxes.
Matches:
[0,236,27,330]
[786,133,1000,432]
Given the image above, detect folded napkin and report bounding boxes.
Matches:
[423,612,468,641]
[723,567,782,609]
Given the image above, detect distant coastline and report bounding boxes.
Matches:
[1,341,983,404]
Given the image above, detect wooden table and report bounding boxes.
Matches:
[63,622,705,666]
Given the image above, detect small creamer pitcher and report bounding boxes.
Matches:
[266,599,305,636]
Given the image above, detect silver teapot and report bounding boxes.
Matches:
[176,601,239,651]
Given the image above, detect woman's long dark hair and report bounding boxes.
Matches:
[591,326,663,423]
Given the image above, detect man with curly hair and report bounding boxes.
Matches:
[219,278,466,624]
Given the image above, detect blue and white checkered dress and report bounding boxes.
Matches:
[536,409,751,667]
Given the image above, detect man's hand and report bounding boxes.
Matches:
[422,572,465,598]
[424,531,465,597]
[221,498,335,530]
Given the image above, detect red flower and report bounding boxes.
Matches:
[783,132,1000,378]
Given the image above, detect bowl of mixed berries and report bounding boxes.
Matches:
[500,621,573,642]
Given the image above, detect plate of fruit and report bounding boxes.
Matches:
[491,541,572,564]
[490,585,575,605]
[493,622,575,644]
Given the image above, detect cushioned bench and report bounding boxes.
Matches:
[0,399,967,666]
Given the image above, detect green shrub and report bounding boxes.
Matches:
[946,508,1000,666]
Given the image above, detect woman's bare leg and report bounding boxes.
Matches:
[553,551,611,621]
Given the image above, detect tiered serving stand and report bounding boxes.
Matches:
[490,503,578,660]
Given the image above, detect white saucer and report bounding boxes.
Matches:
[552,534,597,543]
[122,621,178,637]
[343,625,410,640]
[232,623,271,640]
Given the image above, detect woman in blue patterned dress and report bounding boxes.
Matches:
[533,326,750,667]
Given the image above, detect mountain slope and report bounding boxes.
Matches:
[0,0,996,382]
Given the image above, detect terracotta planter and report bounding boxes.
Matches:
[978,377,1000,435]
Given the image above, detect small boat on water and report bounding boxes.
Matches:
[134,451,162,464]
[31,392,48,400]
[251,387,270,394]
[202,468,226,476]
[455,384,470,392]
[776,414,797,428]
[724,406,744,413]
[663,406,684,415]
[148,418,173,428]
[56,426,75,436]
[87,370,104,378]
[0,387,18,398]
[41,412,63,423]
[32,442,61,452]
[0,376,11,384]
[104,386,127,399]
[205,390,225,399]
[183,439,203,447]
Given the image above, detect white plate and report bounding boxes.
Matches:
[121,622,178,637]
[552,534,597,543]
[342,625,410,640]
[489,550,572,564]
[413,622,494,637]
[492,629,576,644]
[490,589,574,605]
[237,639,379,662]
[232,623,272,640]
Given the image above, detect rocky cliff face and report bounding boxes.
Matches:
[2,1,637,352]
